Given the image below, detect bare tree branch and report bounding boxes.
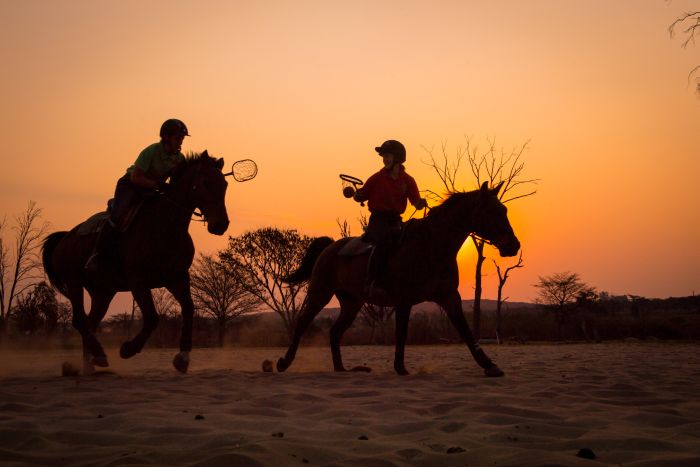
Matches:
[669,10,700,48]
[669,10,700,94]
[1,202,50,331]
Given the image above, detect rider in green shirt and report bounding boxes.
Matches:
[84,119,189,272]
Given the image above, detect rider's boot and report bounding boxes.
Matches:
[85,220,116,273]
[365,247,388,297]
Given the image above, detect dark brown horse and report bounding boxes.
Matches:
[277,181,520,376]
[42,152,230,374]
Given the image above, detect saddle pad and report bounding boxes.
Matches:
[337,237,374,257]
[76,212,109,236]
[75,199,144,236]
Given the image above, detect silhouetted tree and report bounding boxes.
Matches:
[0,202,49,338]
[14,281,58,335]
[493,251,524,342]
[358,305,394,344]
[106,312,136,336]
[534,272,595,339]
[424,137,537,340]
[669,10,700,94]
[190,253,260,346]
[54,302,72,335]
[149,288,179,346]
[220,227,312,341]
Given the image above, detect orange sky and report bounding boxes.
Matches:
[1,0,698,315]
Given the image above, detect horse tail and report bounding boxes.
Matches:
[283,236,334,284]
[42,232,69,297]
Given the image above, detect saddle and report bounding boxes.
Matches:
[76,198,144,236]
[337,220,413,257]
[337,237,374,257]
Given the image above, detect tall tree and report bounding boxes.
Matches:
[220,227,312,341]
[424,137,537,340]
[190,253,260,346]
[492,251,524,342]
[534,271,595,339]
[0,201,49,338]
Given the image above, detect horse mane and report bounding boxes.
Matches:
[171,151,217,181]
[426,190,478,217]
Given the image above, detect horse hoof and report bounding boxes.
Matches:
[484,365,505,377]
[172,353,190,374]
[90,355,109,367]
[276,358,288,372]
[119,341,138,359]
[395,367,410,376]
[350,365,372,373]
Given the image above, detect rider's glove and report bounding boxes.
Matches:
[414,198,428,210]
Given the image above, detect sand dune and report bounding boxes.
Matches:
[1,343,700,466]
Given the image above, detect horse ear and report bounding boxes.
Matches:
[202,149,209,158]
[480,181,489,193]
[493,181,505,195]
[216,158,224,169]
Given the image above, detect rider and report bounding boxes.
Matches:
[353,139,427,294]
[84,119,189,272]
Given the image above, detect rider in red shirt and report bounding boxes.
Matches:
[353,140,427,294]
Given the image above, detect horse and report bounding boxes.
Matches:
[277,181,520,377]
[42,151,230,375]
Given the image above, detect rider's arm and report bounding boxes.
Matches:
[354,173,376,203]
[353,188,368,203]
[130,167,159,190]
[406,176,427,209]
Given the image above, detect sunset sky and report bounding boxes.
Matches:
[1,0,698,315]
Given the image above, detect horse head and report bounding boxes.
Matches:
[472,181,520,257]
[171,150,230,235]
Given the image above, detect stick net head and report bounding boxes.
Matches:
[339,173,363,187]
[230,159,258,182]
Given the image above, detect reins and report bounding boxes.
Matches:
[162,162,207,223]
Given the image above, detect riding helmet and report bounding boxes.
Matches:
[375,140,406,163]
[160,119,190,138]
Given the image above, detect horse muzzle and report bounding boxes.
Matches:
[207,219,230,236]
[496,236,520,257]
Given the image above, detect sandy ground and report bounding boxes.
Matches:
[1,343,700,466]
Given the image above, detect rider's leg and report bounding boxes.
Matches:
[85,174,136,271]
[363,212,400,294]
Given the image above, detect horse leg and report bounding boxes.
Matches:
[86,287,116,334]
[438,291,504,377]
[277,285,334,372]
[66,284,107,374]
[83,287,116,370]
[120,286,159,359]
[393,304,412,375]
[166,275,194,374]
[329,297,363,372]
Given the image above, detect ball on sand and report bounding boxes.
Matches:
[262,359,274,372]
[61,362,80,377]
